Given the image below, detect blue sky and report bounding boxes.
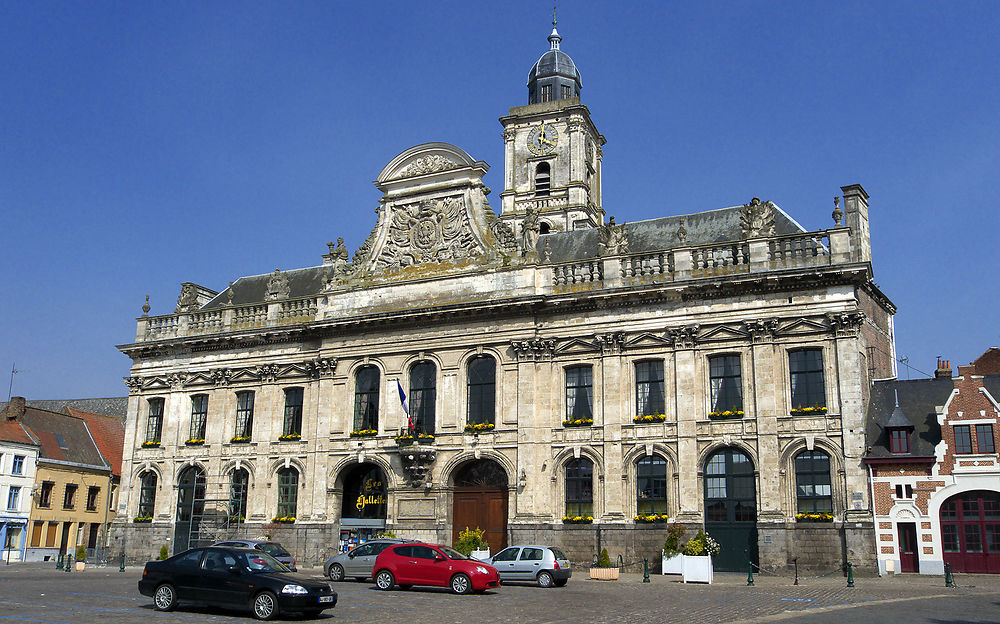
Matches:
[2,1,998,399]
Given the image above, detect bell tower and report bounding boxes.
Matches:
[499,21,605,237]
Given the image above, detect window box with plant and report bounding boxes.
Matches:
[184,438,205,446]
[416,432,434,444]
[708,408,745,419]
[562,418,594,428]
[795,511,834,523]
[454,526,490,560]
[633,414,667,424]
[272,516,296,524]
[394,433,415,446]
[133,515,153,523]
[141,440,160,448]
[277,433,301,442]
[589,548,619,580]
[634,513,670,523]
[661,523,686,575]
[349,429,377,438]
[680,529,719,584]
[790,405,827,415]
[561,515,593,524]
[464,422,495,433]
[229,435,251,444]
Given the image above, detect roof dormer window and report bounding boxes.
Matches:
[889,428,910,454]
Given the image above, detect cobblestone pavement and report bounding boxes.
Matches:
[1,565,998,624]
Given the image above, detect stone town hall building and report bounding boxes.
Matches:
[112,26,896,572]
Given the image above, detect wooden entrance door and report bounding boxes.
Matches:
[452,459,509,552]
[897,522,918,572]
[941,490,1000,573]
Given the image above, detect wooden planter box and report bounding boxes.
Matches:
[682,555,713,584]
[75,561,86,571]
[470,549,490,561]
[661,552,683,575]
[589,567,620,580]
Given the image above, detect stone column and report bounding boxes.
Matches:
[673,342,701,522]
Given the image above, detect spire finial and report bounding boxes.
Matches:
[553,0,558,27]
[549,0,561,50]
[893,388,900,408]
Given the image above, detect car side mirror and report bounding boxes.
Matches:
[434,555,445,562]
[347,552,355,559]
[227,565,241,575]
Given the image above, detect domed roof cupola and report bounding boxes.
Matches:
[527,20,582,104]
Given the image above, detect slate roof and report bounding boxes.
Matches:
[864,378,953,459]
[17,407,108,470]
[0,397,128,421]
[66,408,125,477]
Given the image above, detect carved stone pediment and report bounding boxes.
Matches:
[372,196,486,271]
[390,154,461,180]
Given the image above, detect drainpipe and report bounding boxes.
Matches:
[867,462,880,575]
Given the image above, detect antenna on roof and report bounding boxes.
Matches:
[7,363,27,402]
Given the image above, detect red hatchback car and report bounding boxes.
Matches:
[373,543,501,594]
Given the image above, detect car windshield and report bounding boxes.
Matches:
[241,550,290,573]
[437,546,469,560]
[258,543,290,557]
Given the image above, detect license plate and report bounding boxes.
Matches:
[319,596,333,603]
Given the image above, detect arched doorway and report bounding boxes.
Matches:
[940,490,1000,573]
[338,463,388,552]
[452,459,509,552]
[174,466,206,552]
[704,448,758,572]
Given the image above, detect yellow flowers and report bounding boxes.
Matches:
[277,433,301,441]
[141,440,160,448]
[349,429,378,437]
[562,516,594,524]
[633,414,667,423]
[795,512,834,522]
[133,515,153,523]
[790,405,828,415]
[229,436,251,443]
[184,438,205,445]
[708,408,745,418]
[272,516,296,523]
[563,418,594,427]
[633,513,670,523]
[464,423,496,433]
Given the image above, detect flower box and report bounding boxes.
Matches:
[562,516,594,524]
[133,516,152,523]
[394,435,415,446]
[184,439,205,446]
[277,434,301,442]
[416,433,435,444]
[562,418,594,428]
[708,409,745,419]
[661,552,684,575]
[634,513,670,523]
[464,423,495,433]
[795,512,834,523]
[682,555,713,584]
[229,436,251,444]
[589,566,620,580]
[349,429,378,438]
[470,549,490,561]
[75,561,86,571]
[141,441,160,448]
[633,414,667,424]
[790,406,827,415]
[272,516,296,524]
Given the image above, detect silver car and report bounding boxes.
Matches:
[324,538,415,581]
[489,545,571,587]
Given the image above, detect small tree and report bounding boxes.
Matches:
[453,526,489,556]
[663,523,686,556]
[158,545,169,560]
[374,529,397,539]
[76,545,87,562]
[596,548,612,568]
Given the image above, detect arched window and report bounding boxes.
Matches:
[539,222,551,234]
[794,450,832,513]
[409,362,436,434]
[565,457,594,518]
[467,355,496,426]
[341,463,388,522]
[636,455,667,515]
[276,467,299,519]
[534,162,551,196]
[282,387,304,437]
[229,468,249,522]
[354,366,380,432]
[138,471,157,518]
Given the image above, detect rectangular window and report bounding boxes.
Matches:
[789,349,826,410]
[976,424,995,453]
[39,481,53,508]
[189,394,208,441]
[894,484,913,499]
[6,486,20,511]
[709,355,743,414]
[235,391,254,439]
[890,429,910,454]
[282,388,304,436]
[561,84,571,99]
[541,84,552,102]
[145,398,164,443]
[635,361,665,417]
[11,455,24,475]
[954,425,973,454]
[63,484,78,509]
[86,486,100,512]
[565,365,593,421]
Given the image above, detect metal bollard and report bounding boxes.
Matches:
[120,551,126,572]
[747,561,754,586]
[642,557,650,583]
[66,554,72,573]
[944,562,955,588]
[846,562,854,587]
[56,553,64,570]
[793,557,799,585]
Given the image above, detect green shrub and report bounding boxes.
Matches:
[76,546,87,562]
[375,530,397,539]
[663,523,686,555]
[597,548,612,568]
[453,526,489,556]
[158,545,169,560]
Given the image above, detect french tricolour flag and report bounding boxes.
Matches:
[397,380,414,431]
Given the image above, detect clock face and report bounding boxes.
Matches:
[526,123,559,156]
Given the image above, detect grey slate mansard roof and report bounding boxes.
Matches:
[202,203,810,310]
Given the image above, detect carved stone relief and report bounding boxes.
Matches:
[511,339,556,361]
[265,269,291,301]
[743,318,779,343]
[374,196,484,271]
[391,155,460,180]
[595,331,626,354]
[598,216,629,256]
[740,197,776,238]
[667,324,700,348]
[175,283,200,313]
[827,311,865,336]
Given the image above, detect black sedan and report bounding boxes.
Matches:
[138,546,336,620]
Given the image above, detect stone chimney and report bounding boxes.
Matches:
[2,396,27,421]
[841,184,871,264]
[935,358,952,379]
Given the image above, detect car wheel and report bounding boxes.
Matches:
[328,563,345,581]
[152,583,177,611]
[537,571,554,588]
[450,573,472,595]
[374,569,395,591]
[251,590,279,621]
[553,578,568,587]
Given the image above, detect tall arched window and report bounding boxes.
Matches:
[794,450,832,513]
[354,366,380,432]
[636,455,667,515]
[534,162,551,196]
[467,355,496,426]
[276,467,299,519]
[229,468,249,521]
[409,362,436,434]
[565,457,594,518]
[138,471,157,518]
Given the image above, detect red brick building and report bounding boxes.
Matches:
[865,350,1000,574]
